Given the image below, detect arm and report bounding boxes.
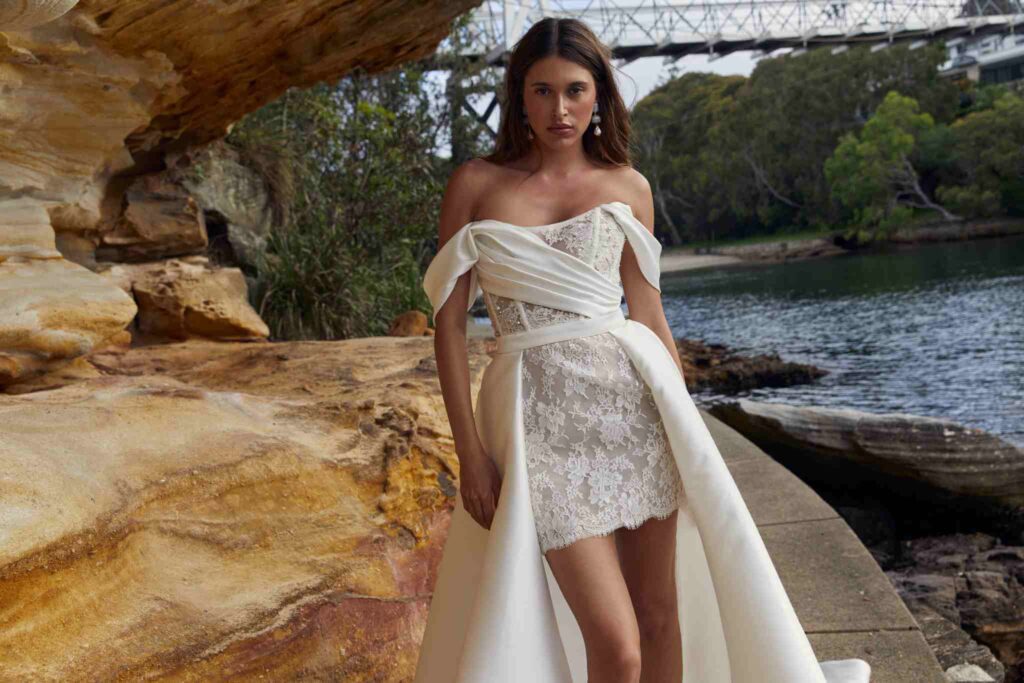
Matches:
[619,172,687,380]
[432,160,502,529]
[433,162,482,460]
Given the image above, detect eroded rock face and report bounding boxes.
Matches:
[0,255,136,384]
[0,0,79,29]
[0,334,491,680]
[166,140,278,269]
[0,0,477,384]
[96,172,209,262]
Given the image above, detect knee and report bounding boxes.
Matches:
[634,596,679,642]
[607,640,643,681]
[589,633,642,681]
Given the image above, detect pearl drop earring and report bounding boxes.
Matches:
[591,101,602,137]
[522,106,533,140]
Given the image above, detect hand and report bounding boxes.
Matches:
[458,451,503,531]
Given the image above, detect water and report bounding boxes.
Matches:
[659,234,1024,447]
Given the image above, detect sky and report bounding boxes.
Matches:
[615,50,762,109]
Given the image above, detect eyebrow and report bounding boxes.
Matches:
[529,80,588,87]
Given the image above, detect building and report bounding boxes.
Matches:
[940,31,1024,83]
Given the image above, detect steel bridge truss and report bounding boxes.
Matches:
[461,0,1024,63]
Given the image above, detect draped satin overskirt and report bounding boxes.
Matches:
[412,317,871,683]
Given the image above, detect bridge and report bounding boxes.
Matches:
[458,0,1024,64]
[426,0,1024,136]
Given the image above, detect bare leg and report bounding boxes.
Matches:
[615,510,682,683]
[545,533,642,683]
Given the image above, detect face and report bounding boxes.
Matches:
[521,55,597,145]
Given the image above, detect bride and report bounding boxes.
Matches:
[415,16,871,683]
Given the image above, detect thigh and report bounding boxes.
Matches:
[544,534,639,645]
[615,510,679,611]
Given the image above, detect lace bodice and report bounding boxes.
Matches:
[481,207,626,335]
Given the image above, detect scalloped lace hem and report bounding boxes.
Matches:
[539,499,684,554]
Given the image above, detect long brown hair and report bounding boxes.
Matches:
[482,18,633,169]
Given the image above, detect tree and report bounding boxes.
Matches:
[938,90,1024,217]
[825,90,959,232]
[632,72,748,244]
[631,41,958,242]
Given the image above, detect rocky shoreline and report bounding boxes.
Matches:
[706,398,1024,683]
[676,216,1024,267]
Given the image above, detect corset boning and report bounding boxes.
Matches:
[482,210,626,336]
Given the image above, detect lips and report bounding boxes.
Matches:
[548,125,573,131]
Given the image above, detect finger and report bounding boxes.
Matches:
[466,496,483,529]
[461,491,475,522]
[482,496,495,530]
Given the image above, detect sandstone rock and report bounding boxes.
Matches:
[0,334,490,679]
[0,0,477,385]
[0,198,62,261]
[0,0,78,29]
[53,230,98,269]
[708,399,1024,507]
[96,172,208,262]
[0,256,136,385]
[99,257,269,341]
[389,310,429,336]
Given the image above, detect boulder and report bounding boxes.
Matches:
[166,140,278,269]
[0,0,78,29]
[96,172,209,262]
[99,256,269,341]
[389,310,430,337]
[708,399,1024,507]
[674,337,827,393]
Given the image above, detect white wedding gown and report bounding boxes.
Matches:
[417,200,871,683]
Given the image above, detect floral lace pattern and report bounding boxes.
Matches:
[481,207,686,553]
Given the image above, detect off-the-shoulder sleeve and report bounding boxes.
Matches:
[604,202,662,292]
[421,226,481,325]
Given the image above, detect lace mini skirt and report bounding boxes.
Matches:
[519,330,687,553]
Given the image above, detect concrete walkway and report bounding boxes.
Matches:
[702,408,947,682]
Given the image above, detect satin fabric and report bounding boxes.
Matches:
[416,201,871,683]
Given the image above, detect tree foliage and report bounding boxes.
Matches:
[825,90,959,231]
[225,14,499,339]
[632,42,962,243]
[937,89,1024,217]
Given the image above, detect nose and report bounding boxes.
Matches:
[553,94,568,119]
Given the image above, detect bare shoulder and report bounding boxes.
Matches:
[438,158,494,243]
[615,166,655,234]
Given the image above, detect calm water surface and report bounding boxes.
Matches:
[659,234,1024,447]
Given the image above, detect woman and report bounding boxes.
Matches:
[415,17,871,683]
